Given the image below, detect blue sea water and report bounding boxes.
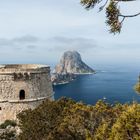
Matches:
[54,65,140,104]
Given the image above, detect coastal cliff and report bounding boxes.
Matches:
[54,50,95,74]
[51,51,95,85]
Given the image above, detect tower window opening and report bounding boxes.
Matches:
[19,90,25,100]
[0,107,1,110]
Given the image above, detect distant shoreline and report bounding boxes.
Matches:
[53,72,95,86]
[53,81,70,86]
[74,72,95,75]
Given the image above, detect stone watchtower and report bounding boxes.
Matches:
[0,64,54,123]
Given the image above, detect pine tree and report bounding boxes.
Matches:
[134,74,140,94]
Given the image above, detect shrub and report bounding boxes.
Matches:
[0,120,17,129]
[17,98,140,140]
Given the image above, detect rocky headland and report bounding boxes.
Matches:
[51,73,76,85]
[51,50,95,85]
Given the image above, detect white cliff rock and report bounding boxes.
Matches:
[54,51,95,74]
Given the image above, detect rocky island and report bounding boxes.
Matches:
[51,50,95,85]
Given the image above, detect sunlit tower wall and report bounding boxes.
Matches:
[0,64,54,123]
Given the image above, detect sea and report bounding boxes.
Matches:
[54,64,140,105]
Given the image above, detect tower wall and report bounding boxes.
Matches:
[0,64,54,123]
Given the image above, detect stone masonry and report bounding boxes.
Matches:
[0,64,54,123]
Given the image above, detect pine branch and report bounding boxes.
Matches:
[119,12,140,18]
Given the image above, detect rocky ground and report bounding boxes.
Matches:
[0,120,20,140]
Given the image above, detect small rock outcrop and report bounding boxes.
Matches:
[54,51,95,74]
[51,73,76,85]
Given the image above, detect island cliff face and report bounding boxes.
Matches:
[54,51,95,74]
[51,51,95,85]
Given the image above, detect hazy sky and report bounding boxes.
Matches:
[0,0,140,68]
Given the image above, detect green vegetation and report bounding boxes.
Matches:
[135,83,140,94]
[81,0,140,34]
[0,120,17,140]
[0,130,16,140]
[17,98,140,140]
[134,75,140,94]
[0,120,17,129]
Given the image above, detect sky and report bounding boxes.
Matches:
[0,0,140,69]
